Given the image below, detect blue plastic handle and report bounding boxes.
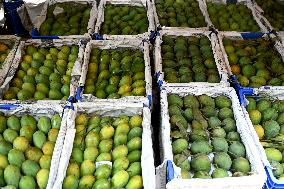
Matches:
[241,32,264,39]
[0,104,20,110]
[167,160,174,183]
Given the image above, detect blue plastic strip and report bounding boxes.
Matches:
[148,95,152,108]
[143,95,152,109]
[64,103,74,110]
[156,31,161,36]
[155,71,161,79]
[240,32,264,39]
[0,104,20,110]
[149,31,155,42]
[68,96,75,103]
[76,87,82,102]
[226,0,237,3]
[158,80,163,88]
[239,87,254,106]
[166,160,174,183]
[31,28,60,39]
[92,33,103,40]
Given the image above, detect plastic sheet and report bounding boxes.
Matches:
[0,35,20,85]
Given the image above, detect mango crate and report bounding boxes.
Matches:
[93,0,155,40]
[0,39,85,102]
[158,86,265,189]
[52,101,155,189]
[32,0,97,39]
[203,0,268,33]
[154,28,229,88]
[76,39,152,107]
[218,31,284,90]
[0,35,20,86]
[240,87,284,189]
[151,0,212,31]
[251,0,284,33]
[0,101,70,189]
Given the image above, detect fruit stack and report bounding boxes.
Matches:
[254,0,284,32]
[94,0,154,38]
[0,40,84,101]
[34,1,97,37]
[0,104,67,189]
[153,0,208,28]
[155,30,227,86]
[160,87,265,187]
[244,94,284,180]
[79,40,151,101]
[205,1,262,32]
[53,103,154,189]
[219,33,284,88]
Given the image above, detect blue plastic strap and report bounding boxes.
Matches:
[155,71,161,79]
[156,31,161,36]
[92,33,103,40]
[76,86,82,101]
[158,80,163,88]
[31,28,60,39]
[226,0,237,3]
[166,160,174,183]
[148,95,152,107]
[144,95,152,109]
[64,103,74,110]
[240,32,264,39]
[239,87,254,106]
[0,104,20,110]
[149,31,155,41]
[68,96,75,103]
